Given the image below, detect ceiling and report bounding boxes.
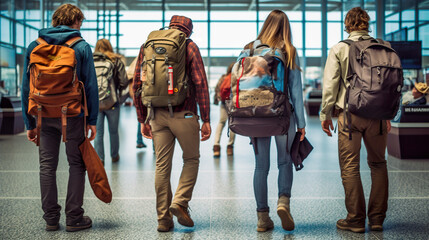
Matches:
[3,0,429,14]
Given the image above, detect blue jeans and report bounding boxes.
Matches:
[137,122,144,145]
[94,105,120,161]
[253,115,296,212]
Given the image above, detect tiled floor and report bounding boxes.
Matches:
[1,104,428,240]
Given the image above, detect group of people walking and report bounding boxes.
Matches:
[21,3,391,234]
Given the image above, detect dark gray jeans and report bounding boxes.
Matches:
[39,116,86,226]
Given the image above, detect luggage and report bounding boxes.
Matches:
[28,36,84,146]
[342,38,403,120]
[226,40,291,137]
[93,52,118,111]
[140,27,189,120]
[219,73,232,101]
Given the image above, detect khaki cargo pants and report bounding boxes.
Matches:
[150,109,200,225]
[338,112,389,225]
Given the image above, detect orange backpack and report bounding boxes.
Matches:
[219,73,232,101]
[28,37,87,146]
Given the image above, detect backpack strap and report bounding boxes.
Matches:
[61,106,68,142]
[64,36,83,48]
[36,105,42,146]
[36,37,48,45]
[340,39,354,45]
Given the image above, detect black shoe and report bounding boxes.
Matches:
[66,216,92,232]
[45,223,59,231]
[136,143,147,148]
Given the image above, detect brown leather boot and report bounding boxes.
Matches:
[256,211,274,232]
[169,204,194,227]
[226,145,233,156]
[213,145,220,157]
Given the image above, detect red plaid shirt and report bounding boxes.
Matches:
[133,39,210,123]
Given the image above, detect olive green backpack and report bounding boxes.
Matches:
[140,28,188,122]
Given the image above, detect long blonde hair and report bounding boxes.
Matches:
[95,39,120,61]
[256,9,299,70]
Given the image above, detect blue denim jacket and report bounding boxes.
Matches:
[21,26,99,130]
[287,56,306,129]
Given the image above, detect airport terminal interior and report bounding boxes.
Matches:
[1,0,429,239]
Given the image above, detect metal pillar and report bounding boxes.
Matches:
[116,0,120,53]
[40,0,44,29]
[207,0,211,84]
[256,0,259,34]
[162,0,165,27]
[376,0,385,38]
[302,0,306,80]
[321,0,327,68]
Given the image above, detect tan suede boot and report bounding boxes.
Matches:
[256,211,274,232]
[277,196,295,231]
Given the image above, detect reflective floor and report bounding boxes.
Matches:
[1,104,429,239]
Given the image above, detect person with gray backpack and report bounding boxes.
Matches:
[133,15,211,232]
[227,10,306,232]
[320,7,401,233]
[93,39,129,164]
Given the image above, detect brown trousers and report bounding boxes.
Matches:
[338,112,389,225]
[150,109,200,225]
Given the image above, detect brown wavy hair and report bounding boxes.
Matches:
[52,4,84,27]
[95,39,121,61]
[344,7,370,33]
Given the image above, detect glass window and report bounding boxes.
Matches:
[119,22,163,49]
[16,23,24,47]
[386,13,399,21]
[211,11,253,21]
[402,10,415,21]
[419,9,429,21]
[210,22,256,49]
[1,18,11,44]
[305,23,321,48]
[210,49,241,57]
[259,11,302,21]
[191,22,208,49]
[166,11,207,21]
[305,11,321,21]
[408,28,415,41]
[305,49,322,57]
[291,22,303,49]
[26,28,38,47]
[328,22,342,48]
[121,11,162,21]
[327,11,341,21]
[419,24,429,56]
[386,22,400,35]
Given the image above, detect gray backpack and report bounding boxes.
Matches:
[93,52,117,111]
[342,38,403,138]
[342,38,403,119]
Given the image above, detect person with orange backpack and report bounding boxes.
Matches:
[213,62,236,157]
[21,4,98,232]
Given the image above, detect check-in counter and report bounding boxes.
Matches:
[304,89,322,116]
[0,96,25,135]
[387,105,429,159]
